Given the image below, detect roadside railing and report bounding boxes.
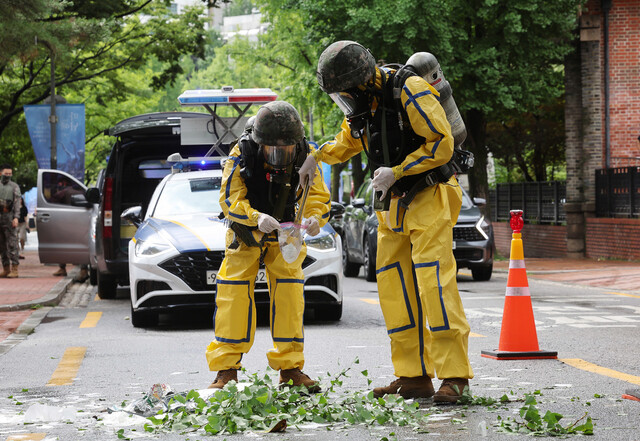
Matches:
[489,181,566,224]
[595,166,640,218]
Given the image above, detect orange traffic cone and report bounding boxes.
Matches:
[481,210,557,360]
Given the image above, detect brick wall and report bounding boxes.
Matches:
[492,223,568,259]
[493,219,640,261]
[607,1,640,166]
[586,218,640,259]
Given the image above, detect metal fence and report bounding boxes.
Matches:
[489,181,566,224]
[595,166,640,218]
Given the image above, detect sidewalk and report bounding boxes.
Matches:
[493,257,640,293]
[0,249,77,312]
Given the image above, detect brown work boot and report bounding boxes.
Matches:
[7,266,18,278]
[208,369,238,389]
[279,368,321,393]
[53,267,67,277]
[0,265,9,278]
[372,375,435,399]
[434,378,469,404]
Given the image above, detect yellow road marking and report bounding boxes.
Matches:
[470,332,486,338]
[47,347,87,386]
[606,291,640,299]
[359,298,379,305]
[79,311,102,328]
[560,358,640,386]
[458,271,472,277]
[6,434,47,441]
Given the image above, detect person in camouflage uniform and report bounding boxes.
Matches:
[0,164,21,278]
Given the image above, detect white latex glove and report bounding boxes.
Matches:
[302,217,320,236]
[298,155,317,188]
[257,213,281,233]
[372,167,396,200]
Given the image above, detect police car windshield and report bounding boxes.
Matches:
[153,177,222,216]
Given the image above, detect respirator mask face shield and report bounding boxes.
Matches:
[330,87,371,139]
[262,144,297,170]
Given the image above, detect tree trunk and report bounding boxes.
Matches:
[331,162,348,202]
[465,108,490,217]
[350,152,367,197]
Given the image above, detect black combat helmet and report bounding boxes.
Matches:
[316,40,376,94]
[252,101,304,169]
[252,101,304,146]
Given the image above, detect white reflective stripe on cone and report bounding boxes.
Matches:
[505,286,531,296]
[509,259,526,269]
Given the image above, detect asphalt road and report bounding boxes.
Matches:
[0,270,639,440]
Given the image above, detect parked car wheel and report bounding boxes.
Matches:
[130,303,158,328]
[342,236,360,277]
[89,265,97,286]
[97,272,118,299]
[471,264,493,281]
[314,303,343,321]
[362,235,376,282]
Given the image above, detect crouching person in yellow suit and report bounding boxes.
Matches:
[206,101,330,393]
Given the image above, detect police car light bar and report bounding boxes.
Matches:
[167,153,226,173]
[178,86,278,106]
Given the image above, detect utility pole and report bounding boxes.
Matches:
[38,38,58,169]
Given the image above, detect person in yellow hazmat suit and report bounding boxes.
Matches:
[299,41,473,403]
[206,101,330,393]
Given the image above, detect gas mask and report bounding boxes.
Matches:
[329,87,372,138]
[1,175,10,184]
[262,144,297,184]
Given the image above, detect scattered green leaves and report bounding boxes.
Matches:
[496,393,594,436]
[144,367,431,436]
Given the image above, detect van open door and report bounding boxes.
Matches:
[36,169,92,265]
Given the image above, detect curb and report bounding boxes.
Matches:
[0,267,78,312]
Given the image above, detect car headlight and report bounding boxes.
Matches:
[305,233,336,251]
[475,216,491,240]
[135,237,174,256]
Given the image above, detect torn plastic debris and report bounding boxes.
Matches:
[23,403,77,422]
[109,383,175,417]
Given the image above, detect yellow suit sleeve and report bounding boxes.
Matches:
[392,76,454,179]
[300,149,331,227]
[219,145,260,226]
[314,118,364,165]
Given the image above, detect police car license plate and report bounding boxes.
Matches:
[206,269,267,285]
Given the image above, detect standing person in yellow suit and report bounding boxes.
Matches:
[206,101,330,393]
[300,41,473,403]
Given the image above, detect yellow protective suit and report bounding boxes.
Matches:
[206,144,331,372]
[316,67,473,380]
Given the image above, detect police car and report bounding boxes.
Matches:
[123,158,344,328]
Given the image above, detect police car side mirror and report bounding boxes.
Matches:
[330,202,345,220]
[121,206,143,227]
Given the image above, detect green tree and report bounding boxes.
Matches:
[486,98,566,183]
[256,0,580,204]
[0,0,230,177]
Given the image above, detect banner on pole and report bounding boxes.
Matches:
[24,104,86,181]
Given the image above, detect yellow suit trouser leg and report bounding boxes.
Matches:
[205,235,307,372]
[376,178,474,380]
[206,236,261,371]
[263,241,306,371]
